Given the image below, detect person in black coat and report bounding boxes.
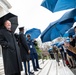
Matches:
[69,35,75,47]
[69,35,76,66]
[0,20,22,75]
[18,27,34,75]
[27,34,41,71]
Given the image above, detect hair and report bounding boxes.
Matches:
[4,20,10,25]
[69,35,73,38]
[27,34,31,37]
[2,20,11,29]
[74,26,76,29]
[62,44,64,45]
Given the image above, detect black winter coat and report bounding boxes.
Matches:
[0,28,22,75]
[19,33,30,61]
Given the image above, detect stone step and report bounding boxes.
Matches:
[0,59,75,75]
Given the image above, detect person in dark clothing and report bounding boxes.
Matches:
[18,27,34,75]
[52,45,60,66]
[59,45,66,66]
[14,33,19,43]
[49,51,55,59]
[69,35,76,66]
[74,26,76,45]
[69,35,75,47]
[0,20,22,75]
[74,26,76,35]
[27,34,41,71]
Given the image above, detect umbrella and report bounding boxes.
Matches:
[57,41,64,47]
[41,0,57,12]
[0,13,18,32]
[59,9,76,24]
[41,0,76,12]
[51,42,59,46]
[40,20,74,43]
[64,28,75,37]
[25,28,41,39]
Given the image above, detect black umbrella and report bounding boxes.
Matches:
[0,13,18,32]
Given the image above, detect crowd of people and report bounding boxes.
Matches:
[0,20,41,75]
[50,26,76,68]
[0,20,76,75]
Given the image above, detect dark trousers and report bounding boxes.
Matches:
[61,52,67,59]
[30,53,39,70]
[6,72,21,75]
[24,61,30,74]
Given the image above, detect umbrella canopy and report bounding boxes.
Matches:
[41,0,57,12]
[41,0,76,12]
[0,13,18,32]
[59,9,76,24]
[57,41,64,47]
[51,42,59,46]
[40,20,74,43]
[25,28,41,39]
[64,28,75,37]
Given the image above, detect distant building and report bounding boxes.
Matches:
[0,0,11,17]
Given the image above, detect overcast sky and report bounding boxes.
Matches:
[7,0,75,33]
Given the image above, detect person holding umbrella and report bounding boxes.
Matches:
[0,20,22,75]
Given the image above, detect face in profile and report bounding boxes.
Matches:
[4,20,11,30]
